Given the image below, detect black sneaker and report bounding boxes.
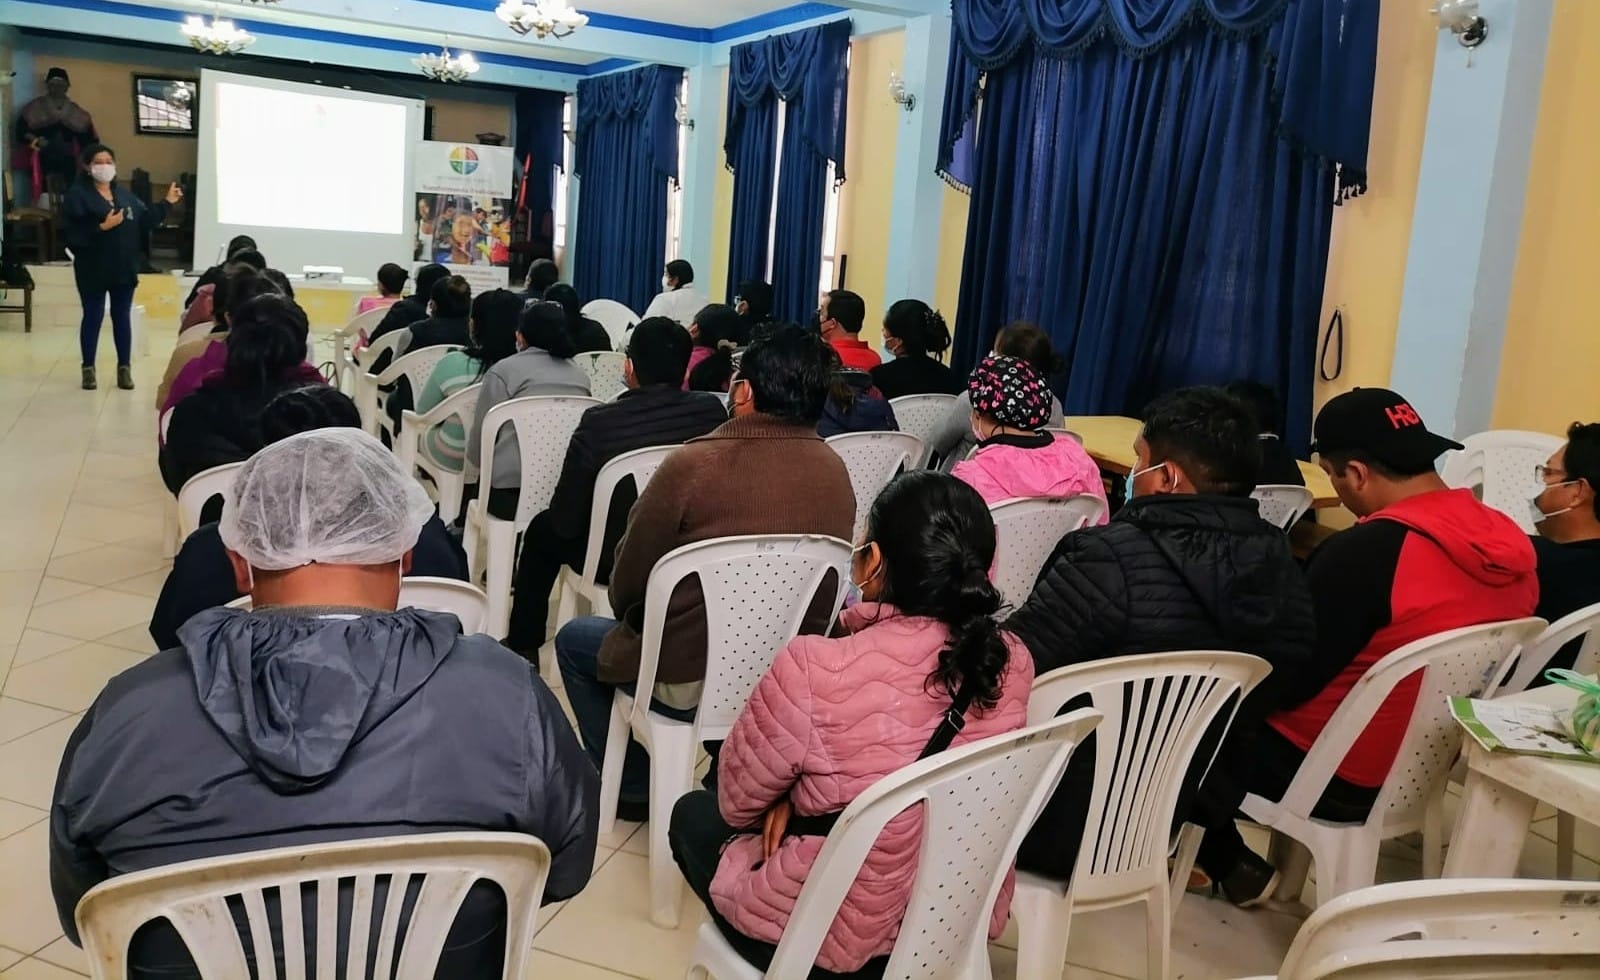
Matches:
[1217,850,1280,908]
[81,366,97,390]
[117,365,135,390]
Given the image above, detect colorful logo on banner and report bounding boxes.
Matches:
[449,146,480,175]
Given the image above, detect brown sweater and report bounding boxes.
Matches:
[598,413,856,687]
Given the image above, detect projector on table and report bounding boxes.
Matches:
[302,266,346,282]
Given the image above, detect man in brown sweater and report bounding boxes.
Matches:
[554,326,856,821]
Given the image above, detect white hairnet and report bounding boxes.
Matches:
[219,428,434,571]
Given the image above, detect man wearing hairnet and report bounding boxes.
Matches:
[49,428,599,977]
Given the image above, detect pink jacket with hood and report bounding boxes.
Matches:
[951,431,1110,517]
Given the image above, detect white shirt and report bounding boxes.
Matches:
[642,286,708,326]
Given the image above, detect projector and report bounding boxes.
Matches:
[303,266,345,281]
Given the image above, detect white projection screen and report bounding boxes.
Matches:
[195,70,424,277]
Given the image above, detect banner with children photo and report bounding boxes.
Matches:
[412,141,514,292]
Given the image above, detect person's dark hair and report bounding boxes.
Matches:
[1223,379,1283,437]
[666,259,694,287]
[77,142,115,175]
[691,304,739,350]
[627,317,694,387]
[225,235,258,259]
[542,283,588,339]
[466,289,525,376]
[258,268,295,300]
[883,299,951,359]
[1565,422,1600,520]
[215,268,284,329]
[430,275,472,319]
[260,385,361,444]
[825,290,866,335]
[218,294,309,391]
[519,301,577,359]
[1319,449,1432,482]
[687,305,740,392]
[224,249,267,274]
[413,263,450,303]
[736,280,772,320]
[1140,386,1262,496]
[994,321,1064,376]
[526,258,560,296]
[376,262,409,296]
[738,325,833,425]
[865,471,1009,710]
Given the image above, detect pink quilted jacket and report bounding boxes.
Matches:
[710,602,1035,973]
[951,433,1109,516]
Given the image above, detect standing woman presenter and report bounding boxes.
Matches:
[62,143,181,390]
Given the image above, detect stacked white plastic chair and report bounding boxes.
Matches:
[1440,429,1564,534]
[598,533,852,928]
[824,431,924,541]
[887,393,958,468]
[988,495,1106,606]
[367,345,464,442]
[395,383,483,526]
[581,299,637,351]
[74,833,550,980]
[686,710,1104,980]
[1013,651,1271,980]
[350,330,409,432]
[1252,485,1315,530]
[228,577,491,634]
[578,349,628,401]
[330,306,390,395]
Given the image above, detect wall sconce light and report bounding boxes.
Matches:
[674,99,695,130]
[888,71,916,112]
[1431,0,1488,49]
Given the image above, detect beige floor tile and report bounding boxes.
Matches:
[12,631,80,669]
[0,572,43,610]
[534,851,705,979]
[92,625,158,655]
[28,580,93,609]
[0,958,82,980]
[523,950,642,979]
[0,610,27,648]
[0,698,68,744]
[45,545,169,589]
[1531,813,1600,865]
[0,822,62,953]
[26,590,152,643]
[0,950,22,973]
[4,644,145,712]
[28,939,85,977]
[105,569,171,600]
[51,505,150,547]
[43,539,100,563]
[0,716,80,809]
[0,799,45,839]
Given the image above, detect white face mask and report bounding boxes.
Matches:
[662,275,673,291]
[1528,481,1577,527]
[90,163,116,184]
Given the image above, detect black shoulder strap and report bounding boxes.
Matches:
[917,681,977,760]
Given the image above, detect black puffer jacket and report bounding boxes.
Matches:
[817,370,898,438]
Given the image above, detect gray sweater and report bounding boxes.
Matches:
[469,347,592,489]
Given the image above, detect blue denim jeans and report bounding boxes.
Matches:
[78,281,136,367]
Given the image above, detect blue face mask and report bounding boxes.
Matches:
[1127,460,1167,499]
[845,542,878,607]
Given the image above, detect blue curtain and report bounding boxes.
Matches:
[572,65,683,314]
[939,0,1378,451]
[724,19,851,323]
[514,89,567,228]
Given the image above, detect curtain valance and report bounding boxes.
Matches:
[725,18,851,181]
[575,64,682,186]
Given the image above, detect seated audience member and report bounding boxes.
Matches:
[1528,422,1600,676]
[159,294,327,495]
[642,258,708,325]
[669,471,1032,975]
[553,326,855,820]
[819,289,879,371]
[731,279,774,347]
[179,247,266,332]
[817,364,899,438]
[1225,379,1305,487]
[55,428,598,978]
[355,261,409,316]
[383,274,473,431]
[150,385,469,650]
[470,301,593,517]
[1003,386,1315,889]
[870,299,962,399]
[951,355,1107,514]
[366,262,450,368]
[503,318,728,660]
[685,303,739,393]
[159,267,291,414]
[545,282,613,353]
[931,322,1066,470]
[414,289,524,473]
[1193,387,1539,903]
[182,233,256,310]
[523,257,560,303]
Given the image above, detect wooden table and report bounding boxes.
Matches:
[1444,681,1600,877]
[1063,415,1340,509]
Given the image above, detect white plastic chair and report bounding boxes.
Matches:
[988,495,1106,606]
[396,383,483,526]
[554,444,679,626]
[887,393,958,468]
[331,307,390,394]
[1253,484,1315,530]
[577,350,628,401]
[598,533,852,928]
[1234,879,1600,980]
[1440,429,1564,534]
[825,431,924,541]
[74,833,550,980]
[686,709,1104,980]
[228,577,491,634]
[366,344,464,441]
[462,395,603,638]
[1210,618,1546,908]
[177,462,246,538]
[350,329,410,433]
[1013,652,1272,980]
[582,298,637,350]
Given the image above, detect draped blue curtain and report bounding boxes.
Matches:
[572,65,683,314]
[939,0,1378,451]
[724,19,851,322]
[514,89,568,262]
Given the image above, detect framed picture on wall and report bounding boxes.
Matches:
[132,75,199,136]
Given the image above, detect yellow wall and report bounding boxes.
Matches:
[835,30,905,349]
[935,184,970,347]
[1492,0,1600,432]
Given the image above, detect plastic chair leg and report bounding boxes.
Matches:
[1315,830,1377,908]
[1556,812,1576,879]
[463,506,483,583]
[1143,883,1171,980]
[555,578,577,635]
[596,696,631,839]
[646,721,696,928]
[1269,832,1312,904]
[1422,787,1446,878]
[484,520,516,639]
[436,475,464,527]
[1010,874,1072,980]
[1169,822,1203,912]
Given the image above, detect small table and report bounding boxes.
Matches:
[1062,415,1340,508]
[1443,681,1600,877]
[0,282,32,332]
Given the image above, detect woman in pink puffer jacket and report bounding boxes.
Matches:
[669,471,1035,977]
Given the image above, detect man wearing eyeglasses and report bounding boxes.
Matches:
[1528,422,1600,677]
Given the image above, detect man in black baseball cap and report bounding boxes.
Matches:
[1310,387,1463,508]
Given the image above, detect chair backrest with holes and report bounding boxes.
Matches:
[410,383,483,475]
[825,431,924,539]
[228,578,490,633]
[887,394,958,467]
[1276,618,1546,832]
[75,833,550,980]
[177,462,246,537]
[578,350,628,401]
[353,328,408,373]
[376,344,462,393]
[1274,878,1600,980]
[1487,601,1600,696]
[632,534,852,739]
[576,445,679,584]
[581,299,637,350]
[1028,652,1270,901]
[762,710,1103,980]
[1252,484,1315,530]
[1440,430,1564,534]
[479,396,603,528]
[989,495,1105,604]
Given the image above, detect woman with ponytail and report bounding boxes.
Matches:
[870,298,962,399]
[668,471,1033,976]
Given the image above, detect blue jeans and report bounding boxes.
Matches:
[78,281,136,368]
[555,616,695,806]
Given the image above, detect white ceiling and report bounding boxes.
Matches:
[577,0,814,30]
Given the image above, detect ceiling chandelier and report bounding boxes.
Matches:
[181,9,255,55]
[496,0,588,40]
[414,43,480,83]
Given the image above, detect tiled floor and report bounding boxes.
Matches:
[0,268,1595,979]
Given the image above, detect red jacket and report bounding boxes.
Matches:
[1269,488,1538,787]
[830,337,881,372]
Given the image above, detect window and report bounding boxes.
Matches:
[817,163,842,296]
[665,74,690,265]
[553,95,575,264]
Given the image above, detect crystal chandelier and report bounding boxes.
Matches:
[496,0,589,40]
[414,44,480,83]
[181,12,255,55]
